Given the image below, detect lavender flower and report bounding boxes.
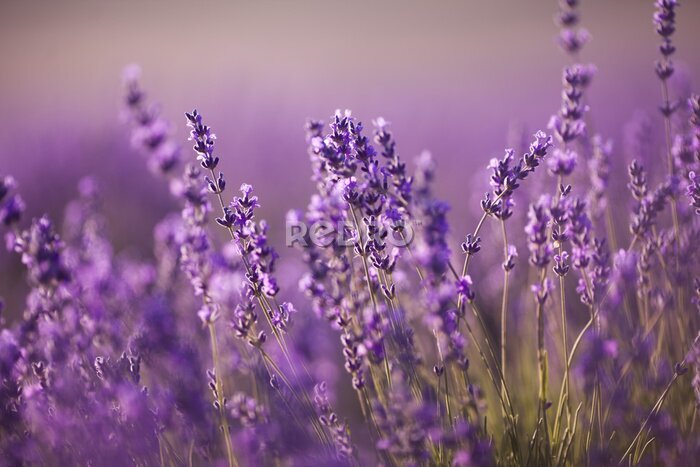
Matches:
[555,0,590,56]
[229,391,267,427]
[187,111,281,305]
[588,135,612,220]
[231,283,264,346]
[340,323,366,391]
[568,197,592,269]
[628,160,672,239]
[653,0,679,82]
[525,195,553,271]
[122,65,180,174]
[313,382,356,461]
[487,132,554,202]
[548,148,578,177]
[461,234,482,256]
[374,117,412,205]
[271,302,296,333]
[549,64,595,145]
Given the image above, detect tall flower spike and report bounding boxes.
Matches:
[313,382,356,461]
[373,117,413,204]
[555,0,590,56]
[186,110,219,170]
[548,64,595,145]
[653,0,678,82]
[185,110,285,315]
[122,66,180,175]
[480,132,553,222]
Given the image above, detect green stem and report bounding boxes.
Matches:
[208,323,238,467]
[535,267,551,461]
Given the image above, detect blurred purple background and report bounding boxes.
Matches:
[1,0,699,315]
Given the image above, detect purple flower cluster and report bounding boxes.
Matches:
[628,160,672,239]
[549,64,594,147]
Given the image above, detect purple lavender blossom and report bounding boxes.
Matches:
[525,195,553,271]
[548,64,595,145]
[122,65,181,175]
[313,382,356,461]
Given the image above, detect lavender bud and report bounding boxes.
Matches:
[456,275,475,303]
[553,251,570,277]
[461,234,482,256]
[532,279,554,305]
[502,245,517,272]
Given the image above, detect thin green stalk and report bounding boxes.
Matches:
[458,191,507,309]
[620,374,678,464]
[208,323,239,467]
[499,219,510,415]
[349,205,392,390]
[534,267,551,462]
[584,384,598,464]
[554,175,570,445]
[460,312,522,463]
[443,365,453,426]
[400,231,426,286]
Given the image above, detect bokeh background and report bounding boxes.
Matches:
[1,0,699,318]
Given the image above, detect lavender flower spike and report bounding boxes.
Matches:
[122,65,181,175]
[653,0,679,82]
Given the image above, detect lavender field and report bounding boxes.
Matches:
[1,0,700,465]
